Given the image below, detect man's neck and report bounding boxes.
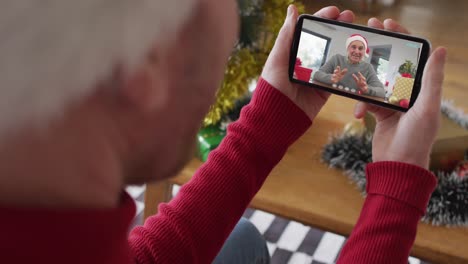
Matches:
[0,102,124,209]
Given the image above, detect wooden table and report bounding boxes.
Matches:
[144,95,468,264]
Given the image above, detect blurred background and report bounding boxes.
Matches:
[140,2,467,263]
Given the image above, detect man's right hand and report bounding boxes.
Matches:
[354,18,447,169]
[331,66,348,83]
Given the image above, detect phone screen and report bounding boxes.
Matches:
[289,15,430,111]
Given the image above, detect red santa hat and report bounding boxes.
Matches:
[346,34,370,58]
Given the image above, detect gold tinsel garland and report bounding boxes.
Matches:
[203,0,304,126]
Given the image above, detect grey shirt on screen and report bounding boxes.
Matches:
[313,54,385,98]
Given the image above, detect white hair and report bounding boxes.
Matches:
[0,0,196,137]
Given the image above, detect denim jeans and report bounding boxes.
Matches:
[212,218,270,264]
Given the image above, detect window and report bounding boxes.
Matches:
[376,57,389,84]
[369,45,392,85]
[297,30,331,72]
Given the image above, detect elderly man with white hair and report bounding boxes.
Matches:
[314,34,386,97]
[0,1,446,264]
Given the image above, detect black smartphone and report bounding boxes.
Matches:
[289,15,431,111]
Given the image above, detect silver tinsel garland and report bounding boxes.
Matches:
[441,100,468,129]
[322,101,468,226]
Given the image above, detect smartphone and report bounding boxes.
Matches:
[289,14,431,111]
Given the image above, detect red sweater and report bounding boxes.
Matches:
[0,79,436,264]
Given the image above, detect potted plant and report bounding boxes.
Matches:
[398,60,416,78]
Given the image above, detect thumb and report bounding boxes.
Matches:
[414,47,447,112]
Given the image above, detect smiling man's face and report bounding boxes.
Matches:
[347,40,365,63]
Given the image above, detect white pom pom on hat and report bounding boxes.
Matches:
[346,34,370,58]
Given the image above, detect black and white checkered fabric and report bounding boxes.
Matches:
[126,185,428,264]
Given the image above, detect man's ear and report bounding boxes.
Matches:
[119,53,168,112]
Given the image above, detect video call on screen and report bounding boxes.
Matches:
[293,19,423,108]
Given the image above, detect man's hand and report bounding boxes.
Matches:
[352,72,368,93]
[354,18,447,168]
[261,5,355,120]
[331,66,348,84]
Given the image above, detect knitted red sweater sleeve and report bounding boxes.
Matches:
[337,161,437,264]
[128,78,312,264]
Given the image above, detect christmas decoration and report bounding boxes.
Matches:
[398,60,416,77]
[390,60,416,102]
[401,73,412,78]
[389,95,399,104]
[454,159,468,178]
[223,95,252,123]
[295,67,313,82]
[399,98,409,108]
[431,105,468,171]
[346,34,370,57]
[343,120,366,136]
[322,101,468,226]
[237,0,264,49]
[322,133,373,191]
[424,168,468,225]
[442,100,468,129]
[363,112,376,133]
[197,95,252,162]
[393,76,414,100]
[295,57,302,66]
[197,125,227,162]
[294,57,313,82]
[203,0,305,126]
[203,48,258,126]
